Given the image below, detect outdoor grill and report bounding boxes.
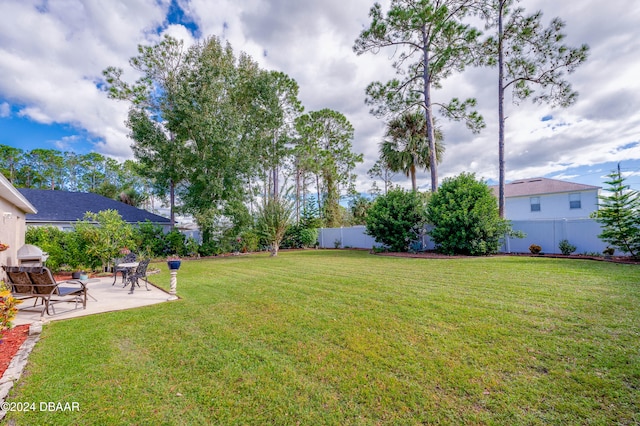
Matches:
[17,244,49,266]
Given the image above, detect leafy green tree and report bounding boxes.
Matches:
[104,35,189,227]
[74,210,135,271]
[77,152,107,193]
[380,111,445,192]
[427,172,513,255]
[295,109,362,227]
[365,188,428,252]
[245,70,303,199]
[0,144,23,184]
[592,168,640,259]
[170,37,262,240]
[482,0,589,217]
[354,0,485,192]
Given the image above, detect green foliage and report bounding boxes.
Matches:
[256,196,294,256]
[25,226,90,272]
[0,282,22,336]
[237,230,259,253]
[481,2,589,217]
[164,230,187,257]
[74,210,135,271]
[133,221,166,257]
[427,173,513,255]
[295,109,363,227]
[354,0,484,191]
[365,188,428,252]
[282,225,318,249]
[592,168,640,258]
[380,111,445,191]
[348,195,372,226]
[301,199,323,229]
[558,239,576,256]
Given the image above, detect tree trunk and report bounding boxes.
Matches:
[169,179,175,229]
[498,0,506,218]
[295,164,301,224]
[410,164,417,192]
[422,24,438,193]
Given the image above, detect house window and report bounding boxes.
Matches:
[569,193,581,209]
[530,197,541,212]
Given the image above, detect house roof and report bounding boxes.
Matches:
[18,189,170,225]
[0,174,37,214]
[489,177,600,198]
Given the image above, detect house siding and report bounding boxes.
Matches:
[505,190,599,220]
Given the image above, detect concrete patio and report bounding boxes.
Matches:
[13,275,175,325]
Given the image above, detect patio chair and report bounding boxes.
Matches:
[2,266,87,318]
[3,266,40,306]
[28,267,87,316]
[126,258,151,294]
[113,252,137,286]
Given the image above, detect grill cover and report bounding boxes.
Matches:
[17,244,49,265]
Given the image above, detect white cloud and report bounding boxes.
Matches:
[0,102,9,117]
[1,0,639,190]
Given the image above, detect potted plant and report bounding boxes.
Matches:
[167,255,181,270]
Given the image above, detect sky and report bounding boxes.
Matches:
[1,0,639,194]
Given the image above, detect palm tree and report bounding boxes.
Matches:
[379,111,445,192]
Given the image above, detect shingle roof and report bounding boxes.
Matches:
[18,189,170,224]
[489,177,600,198]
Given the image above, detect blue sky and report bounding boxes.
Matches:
[1,0,639,192]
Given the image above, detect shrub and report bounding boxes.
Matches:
[164,229,187,256]
[0,281,22,336]
[365,188,428,252]
[133,221,167,257]
[558,239,577,255]
[26,226,91,272]
[282,225,318,249]
[427,173,515,255]
[529,244,542,254]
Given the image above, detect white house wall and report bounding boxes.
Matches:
[0,197,28,267]
[505,190,599,220]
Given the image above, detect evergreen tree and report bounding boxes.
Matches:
[593,167,640,259]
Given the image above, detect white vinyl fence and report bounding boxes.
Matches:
[319,219,617,255]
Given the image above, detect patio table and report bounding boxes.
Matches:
[117,262,139,293]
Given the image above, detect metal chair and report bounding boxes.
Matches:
[113,252,137,286]
[126,258,151,294]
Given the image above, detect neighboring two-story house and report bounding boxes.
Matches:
[490,177,600,220]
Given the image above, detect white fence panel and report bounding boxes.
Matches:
[318,226,379,249]
[504,218,609,254]
[319,219,617,255]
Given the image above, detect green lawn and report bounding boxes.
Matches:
[6,250,640,425]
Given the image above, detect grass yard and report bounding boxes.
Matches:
[6,250,640,424]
